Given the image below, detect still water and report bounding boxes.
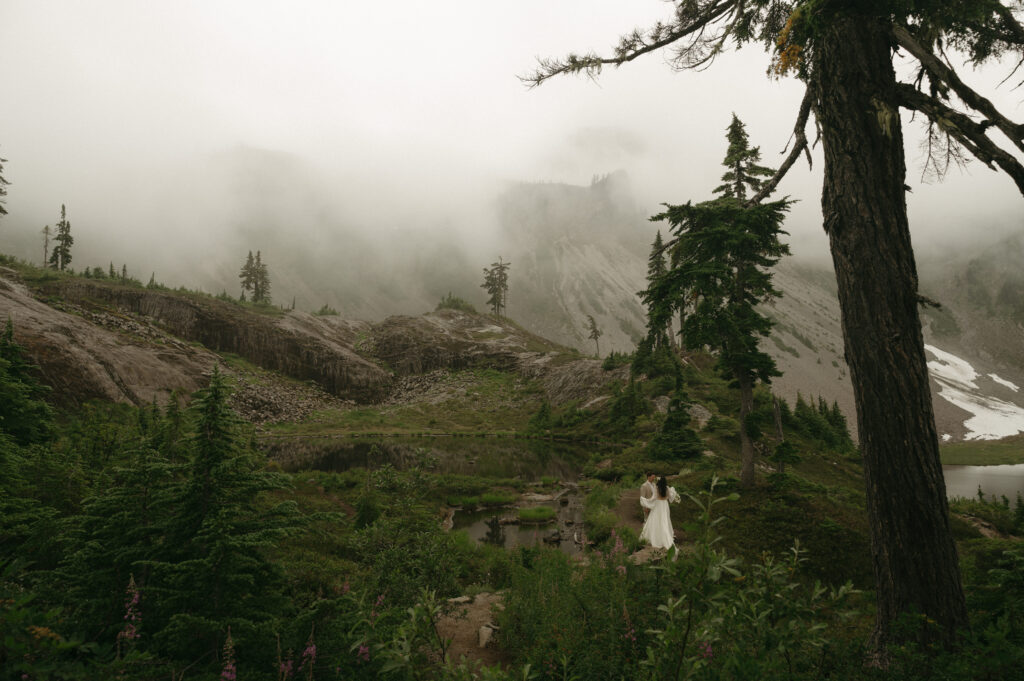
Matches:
[944,464,1024,505]
[452,493,586,557]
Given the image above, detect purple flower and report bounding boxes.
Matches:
[357,643,370,663]
[698,640,713,660]
[117,575,142,645]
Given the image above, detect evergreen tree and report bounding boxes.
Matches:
[714,114,775,200]
[41,225,51,265]
[481,257,510,316]
[239,250,255,299]
[649,118,790,489]
[251,250,271,304]
[585,314,603,356]
[0,151,8,218]
[0,319,53,446]
[148,368,297,662]
[641,231,677,346]
[48,204,73,271]
[646,392,704,461]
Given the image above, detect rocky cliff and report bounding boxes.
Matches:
[0,267,624,417]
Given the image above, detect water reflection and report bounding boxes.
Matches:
[944,464,1024,506]
[453,495,585,557]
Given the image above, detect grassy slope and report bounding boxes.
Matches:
[941,434,1024,465]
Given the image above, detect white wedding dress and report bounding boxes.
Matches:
[639,486,680,550]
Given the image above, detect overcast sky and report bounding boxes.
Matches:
[1,0,1022,273]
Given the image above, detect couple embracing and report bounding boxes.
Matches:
[640,471,680,551]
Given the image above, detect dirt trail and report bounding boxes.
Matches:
[436,593,508,670]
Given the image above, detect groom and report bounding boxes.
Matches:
[640,471,657,520]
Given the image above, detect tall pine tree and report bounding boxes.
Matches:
[648,117,790,489]
[239,251,255,299]
[714,114,775,200]
[0,151,8,218]
[48,205,73,271]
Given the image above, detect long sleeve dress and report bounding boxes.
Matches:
[639,487,680,550]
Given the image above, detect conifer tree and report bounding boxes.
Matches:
[251,250,271,304]
[647,117,790,489]
[149,368,296,661]
[0,152,8,218]
[239,250,255,299]
[714,114,775,200]
[0,319,53,446]
[48,205,73,271]
[642,231,675,345]
[585,314,603,356]
[41,225,51,265]
[481,257,510,316]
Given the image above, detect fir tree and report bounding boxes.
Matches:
[641,231,675,346]
[41,225,51,265]
[585,314,603,356]
[239,250,255,299]
[48,205,73,271]
[148,368,297,662]
[251,250,271,304]
[648,116,790,489]
[0,151,8,218]
[714,113,775,200]
[481,257,510,316]
[0,319,53,446]
[646,392,704,461]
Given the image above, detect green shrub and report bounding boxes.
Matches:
[313,303,339,316]
[436,292,477,314]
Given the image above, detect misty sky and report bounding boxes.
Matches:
[1,0,1022,282]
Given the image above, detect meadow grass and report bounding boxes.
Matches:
[941,435,1024,465]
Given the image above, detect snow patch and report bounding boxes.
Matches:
[926,345,1024,440]
[989,373,1020,392]
[941,433,952,442]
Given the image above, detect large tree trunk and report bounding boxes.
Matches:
[737,373,755,488]
[811,15,968,654]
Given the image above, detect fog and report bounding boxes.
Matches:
[1,1,1021,316]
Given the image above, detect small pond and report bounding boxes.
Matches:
[452,488,586,557]
[944,463,1024,506]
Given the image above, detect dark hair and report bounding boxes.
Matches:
[657,476,668,498]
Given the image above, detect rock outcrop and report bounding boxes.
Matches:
[1,269,625,415]
[41,277,393,403]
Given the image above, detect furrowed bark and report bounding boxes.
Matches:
[811,15,968,656]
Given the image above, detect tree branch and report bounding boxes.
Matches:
[521,0,739,87]
[892,24,1024,154]
[895,82,1024,195]
[747,86,814,206]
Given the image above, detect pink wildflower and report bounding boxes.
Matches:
[357,643,370,663]
[221,627,237,680]
[616,565,627,576]
[116,574,141,658]
[698,640,713,660]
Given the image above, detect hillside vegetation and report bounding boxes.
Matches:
[1,254,1022,680]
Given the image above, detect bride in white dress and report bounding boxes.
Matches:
[639,476,680,550]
